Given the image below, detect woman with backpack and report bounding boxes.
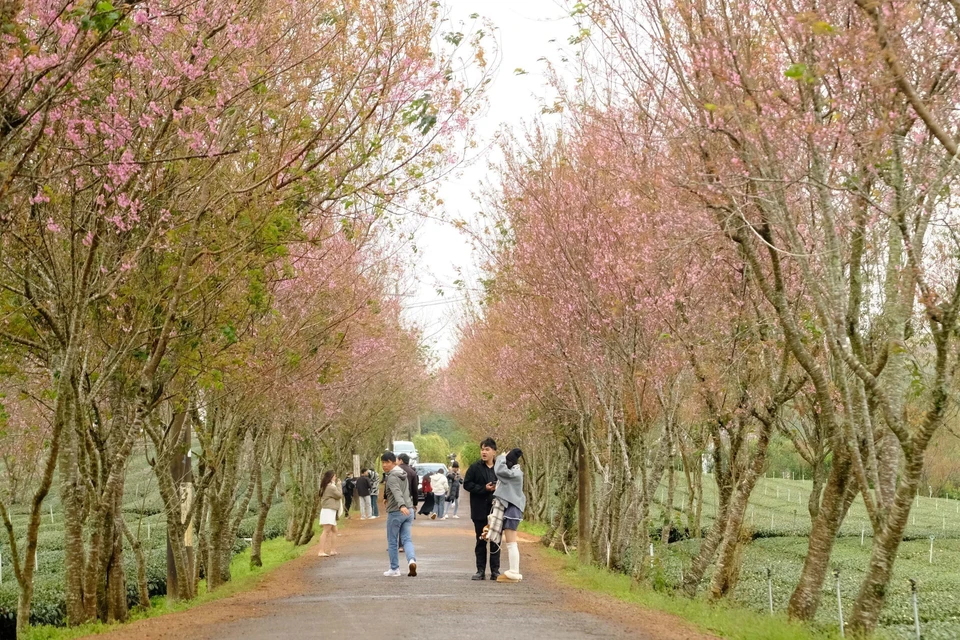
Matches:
[318,470,342,557]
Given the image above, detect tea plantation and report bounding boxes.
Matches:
[651,476,960,639]
[0,447,290,634]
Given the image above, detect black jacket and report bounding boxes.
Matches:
[356,475,371,497]
[446,471,461,499]
[463,460,497,521]
[399,463,419,506]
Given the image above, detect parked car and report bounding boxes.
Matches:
[414,463,447,502]
[392,440,419,465]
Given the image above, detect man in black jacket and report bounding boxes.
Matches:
[356,470,372,520]
[463,437,499,580]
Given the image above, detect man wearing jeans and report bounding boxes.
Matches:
[381,451,417,577]
[356,470,372,520]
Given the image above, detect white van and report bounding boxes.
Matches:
[392,440,419,464]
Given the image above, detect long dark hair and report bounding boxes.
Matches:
[319,470,335,496]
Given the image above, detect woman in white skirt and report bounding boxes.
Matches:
[318,470,342,557]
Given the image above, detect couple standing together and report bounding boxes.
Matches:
[378,438,525,582]
[465,438,525,583]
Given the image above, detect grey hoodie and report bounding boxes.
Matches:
[385,465,413,513]
[493,454,526,512]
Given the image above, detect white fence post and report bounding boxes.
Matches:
[835,568,844,637]
[910,578,921,640]
[767,567,773,614]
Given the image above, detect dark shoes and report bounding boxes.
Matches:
[490,571,501,581]
[472,571,485,581]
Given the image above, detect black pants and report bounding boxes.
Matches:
[473,518,500,574]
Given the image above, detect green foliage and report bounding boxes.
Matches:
[419,413,469,448]
[458,441,480,468]
[412,433,451,463]
[0,450,291,634]
[545,546,842,640]
[18,532,311,640]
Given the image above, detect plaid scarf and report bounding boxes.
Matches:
[482,496,507,546]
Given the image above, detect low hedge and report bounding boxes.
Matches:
[1,502,290,631]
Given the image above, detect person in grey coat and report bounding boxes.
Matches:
[493,448,525,582]
[381,451,418,577]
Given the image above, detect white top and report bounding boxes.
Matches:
[431,471,449,495]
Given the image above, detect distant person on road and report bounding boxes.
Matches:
[446,462,462,519]
[318,471,342,557]
[369,468,381,518]
[464,437,500,580]
[419,472,435,516]
[381,451,417,577]
[397,453,419,552]
[431,469,449,520]
[342,475,356,518]
[494,448,525,582]
[357,470,373,520]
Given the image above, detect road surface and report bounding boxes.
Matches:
[89,507,713,640]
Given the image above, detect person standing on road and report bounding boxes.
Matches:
[318,471,342,557]
[381,451,417,577]
[369,468,380,519]
[431,469,449,520]
[494,448,525,582]
[356,470,373,520]
[446,462,462,519]
[464,437,500,580]
[342,475,356,518]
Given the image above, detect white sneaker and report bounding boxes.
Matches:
[443,515,449,519]
[452,515,460,519]
[383,569,401,577]
[370,515,378,519]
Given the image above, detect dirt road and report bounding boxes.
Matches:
[89,509,714,640]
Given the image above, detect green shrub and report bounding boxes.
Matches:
[458,442,480,468]
[413,433,451,464]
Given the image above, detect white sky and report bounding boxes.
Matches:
[401,0,576,366]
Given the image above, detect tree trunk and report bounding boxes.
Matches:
[661,449,676,544]
[708,446,768,599]
[788,457,855,620]
[60,409,95,625]
[848,453,922,634]
[577,433,592,565]
[122,521,151,609]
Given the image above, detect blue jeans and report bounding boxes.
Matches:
[434,495,446,518]
[371,495,379,517]
[452,495,459,516]
[387,510,415,570]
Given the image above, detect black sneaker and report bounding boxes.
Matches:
[471,571,485,581]
[490,571,501,581]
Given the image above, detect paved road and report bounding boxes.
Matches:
[209,508,639,639]
[90,506,712,640]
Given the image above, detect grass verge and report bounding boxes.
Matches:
[536,544,844,640]
[23,531,317,640]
